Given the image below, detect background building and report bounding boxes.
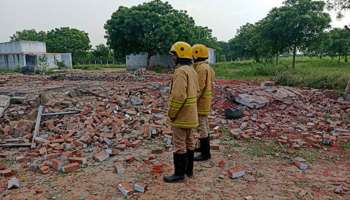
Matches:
[0,40,72,71]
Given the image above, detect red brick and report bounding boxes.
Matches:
[93,151,109,162]
[39,165,49,174]
[51,159,64,171]
[0,169,13,177]
[125,155,135,162]
[130,140,141,148]
[62,162,80,173]
[46,153,61,160]
[69,157,87,165]
[152,163,163,173]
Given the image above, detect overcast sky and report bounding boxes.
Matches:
[1,0,349,46]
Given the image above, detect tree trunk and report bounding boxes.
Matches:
[292,44,297,69]
[339,54,341,63]
[275,52,279,66]
[345,54,348,62]
[147,53,153,69]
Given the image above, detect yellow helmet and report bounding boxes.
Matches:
[170,41,192,59]
[192,44,209,59]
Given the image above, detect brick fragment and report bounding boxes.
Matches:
[125,155,135,162]
[0,169,13,177]
[93,150,110,162]
[39,165,49,174]
[211,144,220,151]
[69,157,87,165]
[228,168,245,179]
[62,162,80,173]
[51,159,64,171]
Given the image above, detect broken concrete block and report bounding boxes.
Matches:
[134,183,147,193]
[7,177,20,189]
[117,183,133,197]
[234,94,269,109]
[228,168,246,179]
[294,161,309,171]
[114,164,125,175]
[0,95,10,117]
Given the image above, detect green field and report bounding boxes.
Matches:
[214,57,350,91]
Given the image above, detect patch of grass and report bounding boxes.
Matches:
[215,56,350,90]
[341,142,350,151]
[244,140,285,157]
[73,64,126,70]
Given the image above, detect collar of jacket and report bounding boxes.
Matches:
[193,61,208,69]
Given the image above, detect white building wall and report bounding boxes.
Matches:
[0,41,46,54]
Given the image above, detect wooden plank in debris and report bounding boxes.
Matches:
[42,110,80,117]
[0,143,32,148]
[31,105,44,149]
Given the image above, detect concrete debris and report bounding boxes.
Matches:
[7,177,20,189]
[0,95,10,118]
[117,182,133,197]
[234,94,269,109]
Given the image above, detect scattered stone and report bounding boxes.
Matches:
[118,183,133,197]
[234,94,269,109]
[293,161,309,171]
[0,169,13,177]
[7,177,20,190]
[134,183,147,193]
[244,196,254,200]
[115,164,125,175]
[225,108,244,119]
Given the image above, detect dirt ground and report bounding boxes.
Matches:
[0,70,349,200]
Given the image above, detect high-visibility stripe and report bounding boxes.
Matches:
[171,99,185,104]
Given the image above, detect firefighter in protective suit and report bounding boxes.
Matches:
[192,44,215,161]
[164,41,199,183]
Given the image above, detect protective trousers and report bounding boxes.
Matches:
[197,115,209,139]
[172,127,195,154]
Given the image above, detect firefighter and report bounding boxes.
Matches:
[192,44,215,161]
[163,41,199,183]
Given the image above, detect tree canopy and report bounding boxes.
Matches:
[105,0,217,60]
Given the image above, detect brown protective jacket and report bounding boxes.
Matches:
[194,61,215,116]
[167,65,199,128]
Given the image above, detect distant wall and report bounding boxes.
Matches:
[126,49,216,70]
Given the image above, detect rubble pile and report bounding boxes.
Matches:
[0,72,349,180]
[217,81,350,149]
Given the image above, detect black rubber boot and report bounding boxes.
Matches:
[163,153,187,183]
[186,150,194,177]
[194,137,211,161]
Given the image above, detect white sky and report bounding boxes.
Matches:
[0,0,349,46]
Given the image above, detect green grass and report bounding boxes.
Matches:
[214,57,350,91]
[341,142,350,151]
[73,64,126,70]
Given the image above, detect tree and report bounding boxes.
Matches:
[274,0,331,68]
[105,0,216,65]
[10,29,47,42]
[92,44,114,64]
[327,0,350,18]
[327,28,350,62]
[46,27,91,64]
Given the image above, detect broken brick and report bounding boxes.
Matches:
[125,155,135,162]
[62,162,80,173]
[69,157,87,165]
[51,159,64,171]
[211,144,220,151]
[39,165,49,174]
[152,163,163,174]
[0,169,13,177]
[93,150,110,162]
[228,168,245,179]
